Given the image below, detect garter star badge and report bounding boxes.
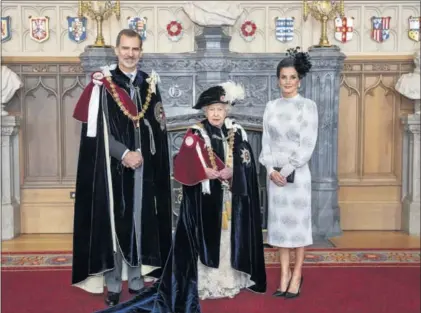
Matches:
[29,16,50,43]
[240,148,251,165]
[154,102,166,131]
[1,16,11,43]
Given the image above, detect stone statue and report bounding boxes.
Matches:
[395,50,420,114]
[182,1,243,26]
[1,65,23,116]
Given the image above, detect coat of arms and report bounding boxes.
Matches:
[275,17,294,42]
[371,16,391,43]
[29,16,50,43]
[67,16,87,43]
[334,16,354,43]
[128,16,147,41]
[1,16,11,42]
[408,16,421,42]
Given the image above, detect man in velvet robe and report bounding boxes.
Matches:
[94,82,267,313]
[71,29,172,307]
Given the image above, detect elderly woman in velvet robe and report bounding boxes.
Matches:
[95,81,267,313]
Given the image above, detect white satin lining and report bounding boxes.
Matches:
[86,79,103,137]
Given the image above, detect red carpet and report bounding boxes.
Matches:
[2,266,420,313]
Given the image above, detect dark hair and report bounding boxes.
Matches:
[276,46,312,79]
[116,29,143,48]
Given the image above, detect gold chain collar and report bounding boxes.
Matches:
[106,76,153,128]
[196,122,235,170]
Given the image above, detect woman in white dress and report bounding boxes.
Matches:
[259,47,317,299]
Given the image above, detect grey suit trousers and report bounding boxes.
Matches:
[104,247,144,293]
[105,135,144,293]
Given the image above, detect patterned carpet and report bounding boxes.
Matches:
[2,248,419,271]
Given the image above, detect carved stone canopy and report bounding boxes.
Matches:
[182,1,243,26]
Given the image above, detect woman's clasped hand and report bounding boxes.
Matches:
[205,167,233,180]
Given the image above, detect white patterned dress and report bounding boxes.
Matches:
[259,95,318,248]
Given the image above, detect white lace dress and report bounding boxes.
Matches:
[197,223,253,299]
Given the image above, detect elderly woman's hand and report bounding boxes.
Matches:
[205,168,220,180]
[270,171,287,187]
[219,167,233,180]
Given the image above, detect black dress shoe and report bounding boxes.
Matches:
[285,276,303,299]
[128,288,142,295]
[105,292,120,306]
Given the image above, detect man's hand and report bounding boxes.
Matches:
[219,167,233,180]
[205,168,220,180]
[270,171,287,187]
[122,151,143,169]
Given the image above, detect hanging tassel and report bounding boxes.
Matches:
[225,200,232,220]
[221,186,231,230]
[222,210,229,230]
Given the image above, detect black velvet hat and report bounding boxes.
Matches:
[193,81,245,110]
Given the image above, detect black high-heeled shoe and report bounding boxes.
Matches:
[285,276,303,299]
[272,275,292,297]
[272,290,286,297]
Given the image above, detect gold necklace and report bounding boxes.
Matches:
[197,123,235,170]
[106,76,153,128]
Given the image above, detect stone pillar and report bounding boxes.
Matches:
[305,46,346,239]
[194,27,232,96]
[79,46,117,81]
[401,114,420,236]
[1,115,21,240]
[396,50,420,236]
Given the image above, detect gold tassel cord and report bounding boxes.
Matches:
[197,123,235,230]
[225,200,232,221]
[222,211,229,230]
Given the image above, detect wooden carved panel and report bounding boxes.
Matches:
[338,56,414,230]
[5,62,85,187]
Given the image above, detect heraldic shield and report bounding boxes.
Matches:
[334,16,354,43]
[67,16,87,43]
[128,16,147,41]
[408,16,420,42]
[29,16,49,43]
[371,16,391,43]
[1,16,11,42]
[275,17,294,42]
